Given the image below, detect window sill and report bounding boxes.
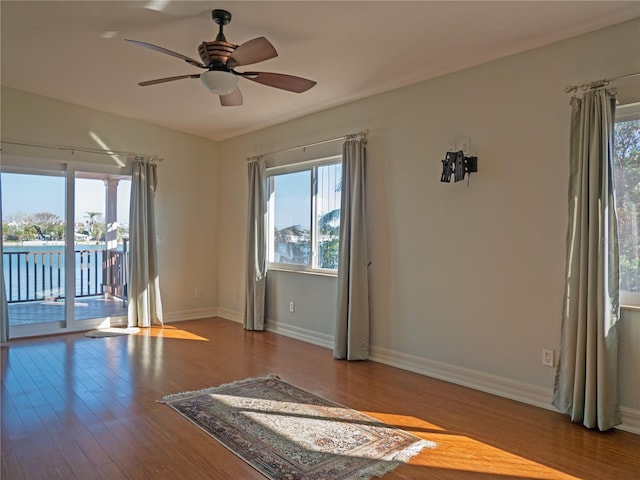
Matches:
[621,304,640,313]
[267,265,338,278]
[620,292,640,312]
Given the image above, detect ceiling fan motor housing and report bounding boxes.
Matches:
[198,41,236,68]
[200,9,236,68]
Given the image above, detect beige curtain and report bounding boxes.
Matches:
[334,136,370,360]
[128,159,164,327]
[553,89,620,431]
[245,157,267,331]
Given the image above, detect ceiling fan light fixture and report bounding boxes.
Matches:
[200,70,238,95]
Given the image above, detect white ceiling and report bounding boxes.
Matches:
[2,1,639,141]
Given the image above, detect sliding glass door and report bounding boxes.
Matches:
[1,169,67,332]
[1,160,131,338]
[73,172,131,325]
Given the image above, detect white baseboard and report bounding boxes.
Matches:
[370,345,553,410]
[370,345,640,435]
[216,308,243,324]
[265,319,334,350]
[163,307,218,323]
[619,407,640,435]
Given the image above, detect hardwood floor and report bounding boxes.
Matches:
[2,318,639,480]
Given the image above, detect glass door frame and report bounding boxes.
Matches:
[2,155,132,338]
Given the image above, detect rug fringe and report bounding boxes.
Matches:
[353,439,436,480]
[158,374,281,403]
[391,439,437,462]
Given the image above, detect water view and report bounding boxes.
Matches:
[3,243,127,303]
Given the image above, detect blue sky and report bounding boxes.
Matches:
[274,171,311,229]
[272,164,341,230]
[1,173,131,224]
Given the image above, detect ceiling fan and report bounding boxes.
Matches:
[125,9,316,106]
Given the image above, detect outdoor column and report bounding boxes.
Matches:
[104,178,119,298]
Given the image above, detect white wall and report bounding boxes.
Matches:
[217,18,640,427]
[265,271,337,346]
[1,87,220,321]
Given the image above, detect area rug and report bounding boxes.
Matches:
[161,375,435,480]
[84,327,140,338]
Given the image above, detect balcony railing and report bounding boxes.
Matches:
[3,246,128,304]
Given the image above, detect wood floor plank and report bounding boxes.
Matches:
[0,453,24,480]
[2,317,639,479]
[95,462,126,480]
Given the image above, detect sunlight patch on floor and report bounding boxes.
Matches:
[362,411,581,480]
[133,325,209,341]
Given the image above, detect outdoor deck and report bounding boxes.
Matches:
[4,245,128,327]
[7,295,127,326]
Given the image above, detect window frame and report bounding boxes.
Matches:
[615,102,640,309]
[266,155,342,276]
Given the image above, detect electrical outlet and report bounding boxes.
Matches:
[542,348,555,367]
[194,289,201,299]
[289,301,295,313]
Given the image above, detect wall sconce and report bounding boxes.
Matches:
[440,150,478,183]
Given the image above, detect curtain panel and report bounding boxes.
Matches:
[128,160,164,328]
[245,157,267,331]
[553,89,620,431]
[334,136,370,360]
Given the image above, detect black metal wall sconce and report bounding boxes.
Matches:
[440,150,478,183]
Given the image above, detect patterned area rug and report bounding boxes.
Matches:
[162,375,435,480]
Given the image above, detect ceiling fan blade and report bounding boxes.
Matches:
[228,37,277,67]
[139,74,201,86]
[125,39,206,68]
[243,72,316,93]
[220,87,243,106]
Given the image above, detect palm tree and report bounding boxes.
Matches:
[85,211,103,241]
[318,208,340,233]
[317,209,341,269]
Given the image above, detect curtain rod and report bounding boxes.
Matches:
[0,139,162,161]
[247,130,368,162]
[564,71,640,94]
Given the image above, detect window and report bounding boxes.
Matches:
[267,157,342,273]
[615,103,640,307]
